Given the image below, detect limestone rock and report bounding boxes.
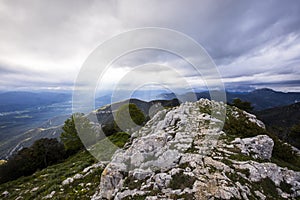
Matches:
[90,99,300,200]
[231,135,274,160]
[2,191,9,198]
[43,191,55,199]
[62,177,74,186]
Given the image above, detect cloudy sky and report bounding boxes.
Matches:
[0,0,300,92]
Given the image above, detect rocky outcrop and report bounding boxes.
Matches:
[231,135,274,160]
[92,99,300,200]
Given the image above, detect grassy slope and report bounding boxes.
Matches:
[0,150,102,199]
[0,132,131,199]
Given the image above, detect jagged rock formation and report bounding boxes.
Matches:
[231,135,274,160]
[92,99,300,200]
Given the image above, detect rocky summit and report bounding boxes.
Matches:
[91,99,300,200]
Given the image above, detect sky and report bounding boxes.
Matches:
[0,0,300,92]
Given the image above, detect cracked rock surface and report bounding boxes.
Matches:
[92,99,300,200]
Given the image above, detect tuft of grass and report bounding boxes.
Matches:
[280,181,292,194]
[199,105,211,115]
[229,153,253,162]
[258,178,281,199]
[123,175,143,190]
[170,193,195,200]
[225,171,249,186]
[185,141,198,153]
[169,172,196,190]
[90,132,130,161]
[108,132,131,148]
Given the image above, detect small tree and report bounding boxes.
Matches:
[60,114,84,154]
[232,98,253,112]
[31,138,66,168]
[74,114,98,148]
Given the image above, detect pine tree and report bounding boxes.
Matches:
[60,114,84,154]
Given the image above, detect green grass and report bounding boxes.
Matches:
[229,153,253,162]
[280,181,292,194]
[271,157,300,171]
[257,178,282,199]
[199,105,211,115]
[225,171,283,200]
[0,150,102,200]
[90,132,130,161]
[225,171,249,186]
[108,132,131,148]
[0,131,130,200]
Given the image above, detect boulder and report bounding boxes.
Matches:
[231,135,274,160]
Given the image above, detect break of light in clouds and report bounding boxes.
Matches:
[0,0,300,92]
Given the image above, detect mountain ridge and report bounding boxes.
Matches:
[92,99,300,199]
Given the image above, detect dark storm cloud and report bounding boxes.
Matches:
[0,0,299,91]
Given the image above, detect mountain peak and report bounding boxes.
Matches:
[251,88,276,93]
[92,99,300,200]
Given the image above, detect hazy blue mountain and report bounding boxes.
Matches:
[1,88,300,159]
[0,91,71,112]
[156,88,300,111]
[228,88,300,110]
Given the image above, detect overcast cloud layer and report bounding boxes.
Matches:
[0,0,299,92]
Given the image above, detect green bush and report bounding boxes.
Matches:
[231,98,253,113]
[108,132,131,148]
[90,132,131,161]
[169,171,196,190]
[288,122,300,144]
[115,104,146,132]
[223,110,268,138]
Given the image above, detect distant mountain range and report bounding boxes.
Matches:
[0,91,71,112]
[157,88,300,110]
[0,98,179,159]
[1,88,300,159]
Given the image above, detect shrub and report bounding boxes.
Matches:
[223,111,268,138]
[108,132,131,148]
[115,104,146,132]
[0,138,65,184]
[288,122,300,144]
[169,172,196,190]
[60,114,85,154]
[231,98,253,113]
